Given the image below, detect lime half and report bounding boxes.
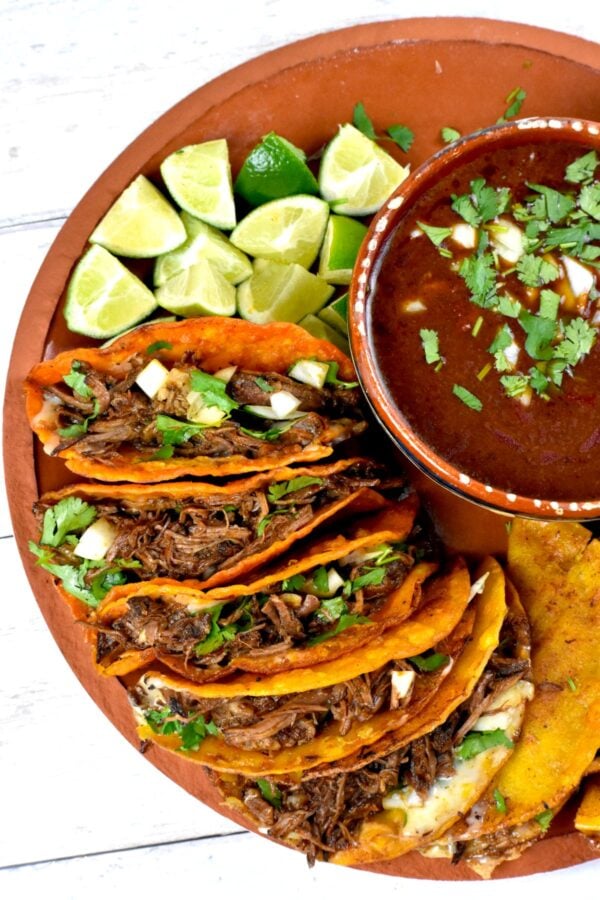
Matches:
[160,140,236,230]
[299,314,350,355]
[230,195,329,268]
[319,124,409,216]
[155,259,236,317]
[319,293,348,335]
[89,175,185,258]
[64,245,158,338]
[235,132,319,206]
[154,212,252,287]
[237,259,333,324]
[318,215,368,284]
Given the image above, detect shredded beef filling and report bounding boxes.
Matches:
[46,357,365,459]
[34,466,384,585]
[224,611,531,864]
[94,554,413,670]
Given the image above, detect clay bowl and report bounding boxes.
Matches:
[350,116,600,521]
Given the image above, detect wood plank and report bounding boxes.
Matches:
[1,830,598,897]
[0,538,243,867]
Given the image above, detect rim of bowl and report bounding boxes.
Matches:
[349,116,600,520]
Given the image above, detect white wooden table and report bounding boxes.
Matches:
[2,2,599,896]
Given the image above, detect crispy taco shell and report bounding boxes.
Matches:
[92,496,423,680]
[25,318,361,482]
[32,458,389,620]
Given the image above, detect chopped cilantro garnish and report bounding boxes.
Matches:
[256,512,278,538]
[145,340,173,354]
[496,294,522,318]
[268,476,323,503]
[580,182,600,221]
[64,361,94,399]
[472,316,483,338]
[239,419,301,442]
[386,124,414,153]
[419,328,441,365]
[155,414,207,447]
[189,370,238,414]
[441,126,461,144]
[451,178,510,227]
[519,310,556,360]
[351,566,386,592]
[455,729,514,760]
[29,541,103,607]
[408,652,449,672]
[255,376,273,393]
[488,324,514,372]
[281,573,306,592]
[325,361,359,388]
[194,604,239,657]
[528,366,550,396]
[458,253,498,308]
[452,384,482,411]
[565,150,598,185]
[553,317,597,366]
[516,254,559,288]
[567,676,577,692]
[145,707,219,752]
[535,806,554,833]
[494,788,507,814]
[352,101,377,139]
[315,596,347,623]
[307,613,371,646]
[539,288,561,320]
[418,222,453,250]
[256,778,282,810]
[40,496,97,547]
[500,374,529,398]
[497,86,526,123]
[312,565,330,595]
[527,183,575,223]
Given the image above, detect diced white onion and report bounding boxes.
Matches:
[451,223,478,249]
[270,390,302,419]
[561,255,595,298]
[135,358,169,399]
[391,669,416,699]
[244,404,305,421]
[74,518,118,560]
[186,391,226,426]
[402,299,426,313]
[468,572,489,603]
[490,218,525,264]
[503,340,520,370]
[288,359,330,389]
[326,568,345,594]
[213,365,237,384]
[471,711,512,732]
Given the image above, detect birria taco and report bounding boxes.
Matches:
[28,459,396,618]
[211,561,533,865]
[89,495,432,680]
[127,557,485,776]
[24,318,366,482]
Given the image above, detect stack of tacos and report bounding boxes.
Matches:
[24,318,600,878]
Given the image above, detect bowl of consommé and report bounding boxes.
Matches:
[350,117,600,519]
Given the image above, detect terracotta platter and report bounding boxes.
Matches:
[4,17,600,880]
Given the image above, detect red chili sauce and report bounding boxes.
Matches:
[368,140,600,500]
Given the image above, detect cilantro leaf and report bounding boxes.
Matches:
[539,288,561,320]
[325,362,359,388]
[497,86,526,123]
[386,124,414,152]
[194,604,239,657]
[351,566,386,592]
[500,374,530,398]
[315,596,347,623]
[455,729,514,760]
[579,182,600,221]
[307,613,371,646]
[527,183,575,223]
[452,384,482,411]
[458,253,498,308]
[254,376,273,393]
[553,317,597,366]
[256,778,282,810]
[544,221,600,254]
[146,340,173,354]
[281,573,306,592]
[516,254,559,288]
[494,788,507,814]
[419,328,441,365]
[29,542,100,607]
[496,294,522,318]
[452,178,510,226]
[239,419,302,442]
[535,807,554,833]
[408,652,449,672]
[519,310,557,360]
[441,126,461,144]
[565,150,598,185]
[352,101,376,139]
[268,476,324,503]
[488,324,514,372]
[155,414,207,447]
[145,707,218,752]
[528,366,550,396]
[40,496,97,547]
[312,565,330,595]
[189,370,238,414]
[418,222,453,250]
[63,361,94,399]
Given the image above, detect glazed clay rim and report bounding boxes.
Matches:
[4,18,600,882]
[350,116,600,521]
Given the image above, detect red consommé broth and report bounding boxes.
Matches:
[367,140,600,501]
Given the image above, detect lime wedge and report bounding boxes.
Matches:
[235,132,319,206]
[237,259,333,324]
[299,314,350,356]
[89,175,185,258]
[319,124,409,216]
[155,259,236,317]
[230,195,329,268]
[319,292,348,335]
[160,140,236,230]
[318,215,368,284]
[154,212,252,287]
[64,245,158,338]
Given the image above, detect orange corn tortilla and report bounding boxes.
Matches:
[92,496,420,679]
[453,521,600,842]
[575,776,600,834]
[134,601,474,777]
[24,318,358,482]
[34,458,388,620]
